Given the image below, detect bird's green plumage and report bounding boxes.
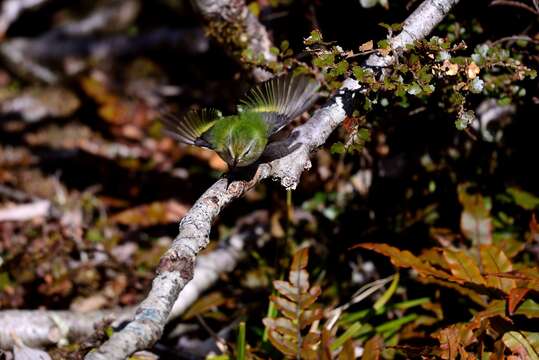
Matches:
[202,112,269,167]
[165,74,320,168]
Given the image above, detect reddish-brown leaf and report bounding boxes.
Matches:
[338,339,356,360]
[298,286,321,309]
[273,280,300,302]
[270,295,297,319]
[508,288,531,315]
[361,335,383,360]
[267,329,297,357]
[302,332,321,360]
[300,347,318,360]
[356,243,451,280]
[291,247,309,271]
[262,317,297,338]
[300,308,323,329]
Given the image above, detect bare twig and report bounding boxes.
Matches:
[86,0,461,358]
[492,35,537,45]
[490,0,539,15]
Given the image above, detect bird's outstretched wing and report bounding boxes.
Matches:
[239,74,320,135]
[162,108,221,148]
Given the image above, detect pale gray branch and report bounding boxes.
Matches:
[366,0,461,68]
[86,0,460,358]
[0,0,49,38]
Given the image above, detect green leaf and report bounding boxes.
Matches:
[330,322,364,351]
[507,187,539,210]
[377,39,390,49]
[331,142,346,154]
[236,322,246,360]
[313,52,335,68]
[373,273,399,311]
[304,29,323,45]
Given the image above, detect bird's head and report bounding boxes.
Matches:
[213,115,268,168]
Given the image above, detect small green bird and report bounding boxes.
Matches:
[165,74,320,168]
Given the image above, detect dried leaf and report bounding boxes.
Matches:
[443,249,485,285]
[299,308,323,329]
[356,243,451,280]
[443,60,459,76]
[459,184,492,245]
[298,286,322,308]
[508,288,531,315]
[267,329,297,357]
[289,269,309,292]
[303,331,321,347]
[480,245,514,292]
[360,40,374,52]
[291,247,309,271]
[273,280,300,302]
[434,324,476,360]
[270,294,297,319]
[361,335,383,360]
[263,317,298,338]
[110,200,188,227]
[466,62,480,79]
[182,292,227,320]
[301,345,319,360]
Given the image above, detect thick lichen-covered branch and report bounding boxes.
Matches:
[86,0,461,358]
[191,0,276,81]
[366,0,461,68]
